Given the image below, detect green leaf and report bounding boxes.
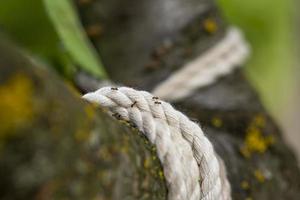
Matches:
[0,0,60,62]
[43,0,107,79]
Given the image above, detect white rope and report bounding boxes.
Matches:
[81,26,250,199]
[83,87,231,200]
[152,26,250,101]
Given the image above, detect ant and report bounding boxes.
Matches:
[131,101,137,108]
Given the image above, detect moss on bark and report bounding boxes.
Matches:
[0,38,167,200]
[75,0,300,199]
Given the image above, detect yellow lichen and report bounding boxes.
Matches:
[240,114,275,158]
[0,74,34,138]
[143,157,151,169]
[151,147,156,152]
[158,170,164,180]
[203,18,218,34]
[254,169,265,183]
[247,129,267,152]
[75,128,90,141]
[240,180,250,190]
[74,105,95,142]
[84,104,96,120]
[119,135,130,154]
[120,144,129,154]
[212,117,223,128]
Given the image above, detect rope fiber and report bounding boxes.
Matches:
[83,87,231,200]
[153,27,250,101]
[82,26,250,200]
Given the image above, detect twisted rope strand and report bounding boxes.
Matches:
[83,87,231,200]
[152,26,250,101]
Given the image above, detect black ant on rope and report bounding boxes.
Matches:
[131,101,137,107]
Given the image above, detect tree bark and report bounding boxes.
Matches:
[0,37,167,200]
[76,0,300,199]
[0,0,299,199]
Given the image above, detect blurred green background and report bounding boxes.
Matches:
[0,0,299,159]
[218,0,297,115]
[218,0,300,161]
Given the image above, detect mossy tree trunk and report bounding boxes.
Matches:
[0,38,167,200]
[0,0,299,199]
[76,0,300,199]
